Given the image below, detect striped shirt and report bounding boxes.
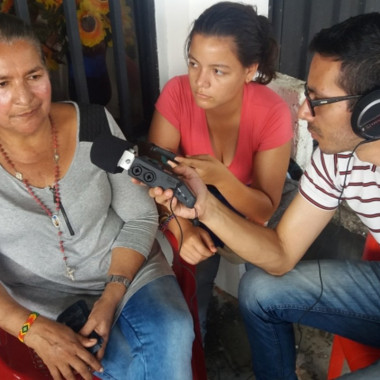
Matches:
[300,147,380,242]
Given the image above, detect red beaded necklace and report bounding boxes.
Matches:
[0,118,75,281]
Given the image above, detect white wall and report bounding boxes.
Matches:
[154,0,269,89]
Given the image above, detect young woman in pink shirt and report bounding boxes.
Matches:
[148,1,293,339]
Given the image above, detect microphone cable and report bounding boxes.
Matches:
[168,196,199,316]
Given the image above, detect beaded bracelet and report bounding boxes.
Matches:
[159,213,175,232]
[158,212,170,225]
[18,312,40,343]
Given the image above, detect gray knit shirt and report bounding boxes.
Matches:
[0,102,173,320]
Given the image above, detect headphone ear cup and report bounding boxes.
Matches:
[351,89,380,140]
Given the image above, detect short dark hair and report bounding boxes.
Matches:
[0,13,45,64]
[310,12,380,103]
[185,1,278,84]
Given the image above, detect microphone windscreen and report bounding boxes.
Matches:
[90,133,133,173]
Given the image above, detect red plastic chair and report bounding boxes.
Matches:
[0,327,100,379]
[327,233,380,379]
[164,229,208,380]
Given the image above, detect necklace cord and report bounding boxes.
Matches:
[0,117,75,280]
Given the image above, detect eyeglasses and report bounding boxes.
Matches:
[304,83,361,117]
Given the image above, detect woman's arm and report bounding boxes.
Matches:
[80,247,145,360]
[148,110,181,152]
[0,283,36,337]
[0,284,102,380]
[177,141,291,224]
[149,110,217,263]
[222,141,291,223]
[79,158,160,357]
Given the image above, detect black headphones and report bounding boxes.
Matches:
[351,88,380,140]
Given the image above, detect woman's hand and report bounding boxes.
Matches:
[80,293,118,361]
[176,154,228,186]
[26,317,103,380]
[178,223,217,265]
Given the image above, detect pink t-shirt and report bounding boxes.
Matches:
[155,75,293,185]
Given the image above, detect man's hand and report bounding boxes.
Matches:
[148,164,209,220]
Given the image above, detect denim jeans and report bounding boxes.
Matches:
[239,260,380,380]
[95,275,194,380]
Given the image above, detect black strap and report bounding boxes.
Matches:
[78,103,111,142]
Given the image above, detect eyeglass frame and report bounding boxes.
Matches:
[304,83,362,117]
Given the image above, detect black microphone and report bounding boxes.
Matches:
[90,133,135,174]
[90,133,196,208]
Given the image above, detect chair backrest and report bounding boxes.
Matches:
[0,328,52,379]
[163,230,208,380]
[362,233,380,261]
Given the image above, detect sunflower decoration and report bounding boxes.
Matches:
[29,0,67,70]
[0,0,14,13]
[36,0,62,10]
[77,0,112,49]
[1,1,134,70]
[83,0,109,15]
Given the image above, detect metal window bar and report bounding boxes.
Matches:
[13,0,29,21]
[13,0,133,135]
[108,0,132,135]
[269,0,380,81]
[62,0,89,104]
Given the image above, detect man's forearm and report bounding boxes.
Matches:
[199,194,292,275]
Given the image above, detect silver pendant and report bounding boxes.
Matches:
[51,214,60,228]
[65,265,75,281]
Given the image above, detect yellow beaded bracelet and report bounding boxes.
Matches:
[18,312,39,343]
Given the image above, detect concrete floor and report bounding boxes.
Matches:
[204,287,341,380]
[204,214,366,380]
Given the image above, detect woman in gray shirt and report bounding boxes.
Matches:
[0,13,193,380]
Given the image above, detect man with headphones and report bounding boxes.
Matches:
[149,12,380,379]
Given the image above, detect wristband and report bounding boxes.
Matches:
[18,312,39,343]
[158,212,171,224]
[106,274,130,289]
[159,213,175,232]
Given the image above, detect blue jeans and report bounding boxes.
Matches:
[239,260,380,380]
[95,275,194,380]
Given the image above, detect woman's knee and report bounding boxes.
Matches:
[122,276,194,346]
[160,302,194,345]
[143,277,195,346]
